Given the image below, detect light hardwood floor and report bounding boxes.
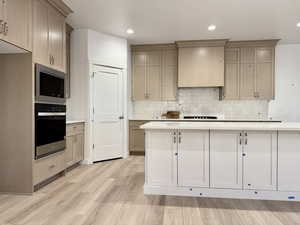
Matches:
[1,156,300,225]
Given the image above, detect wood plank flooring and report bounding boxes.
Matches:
[1,156,300,225]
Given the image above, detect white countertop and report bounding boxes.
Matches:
[66,120,86,125]
[130,118,281,122]
[141,121,300,131]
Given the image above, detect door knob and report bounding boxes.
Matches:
[119,116,124,120]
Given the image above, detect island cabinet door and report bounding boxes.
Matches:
[243,131,277,191]
[145,130,177,186]
[210,131,243,189]
[278,132,300,192]
[177,130,209,187]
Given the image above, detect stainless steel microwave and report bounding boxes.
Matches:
[35,64,66,104]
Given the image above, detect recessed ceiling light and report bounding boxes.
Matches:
[208,24,216,31]
[297,22,300,27]
[126,28,134,34]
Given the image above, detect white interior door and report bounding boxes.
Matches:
[92,66,124,162]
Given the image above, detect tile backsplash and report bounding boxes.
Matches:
[131,88,270,120]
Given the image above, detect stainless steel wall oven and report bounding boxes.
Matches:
[35,103,66,159]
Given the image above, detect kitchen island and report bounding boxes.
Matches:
[141,122,300,201]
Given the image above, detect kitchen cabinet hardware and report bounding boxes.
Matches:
[173,136,176,143]
[49,165,55,169]
[0,20,3,34]
[3,21,7,35]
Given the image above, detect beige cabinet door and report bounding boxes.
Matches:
[130,128,145,153]
[240,47,255,63]
[74,134,84,163]
[33,0,50,66]
[2,0,32,51]
[48,5,66,72]
[240,63,255,99]
[162,50,177,100]
[255,48,274,99]
[0,0,4,39]
[178,46,224,87]
[224,48,240,99]
[147,51,162,100]
[132,52,147,100]
[65,136,74,167]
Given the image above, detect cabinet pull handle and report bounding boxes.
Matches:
[49,165,55,169]
[239,133,242,145]
[52,55,55,65]
[179,136,181,143]
[3,22,8,36]
[0,20,3,34]
[173,136,176,143]
[245,133,248,145]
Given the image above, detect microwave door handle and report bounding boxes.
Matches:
[38,112,66,117]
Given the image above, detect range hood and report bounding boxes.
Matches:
[176,39,228,88]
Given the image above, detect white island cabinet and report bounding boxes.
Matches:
[142,122,300,201]
[210,131,277,191]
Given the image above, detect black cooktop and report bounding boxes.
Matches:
[183,116,218,120]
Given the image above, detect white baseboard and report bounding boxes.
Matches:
[144,185,300,202]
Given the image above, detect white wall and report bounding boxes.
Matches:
[87,30,127,68]
[67,29,129,164]
[269,44,300,122]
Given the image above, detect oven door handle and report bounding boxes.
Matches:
[38,112,66,117]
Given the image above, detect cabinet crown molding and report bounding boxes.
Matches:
[48,0,73,17]
[131,43,177,52]
[226,39,280,48]
[176,39,229,48]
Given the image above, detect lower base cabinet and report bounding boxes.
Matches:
[178,130,209,187]
[146,130,177,186]
[210,130,277,191]
[278,132,300,192]
[66,123,85,167]
[129,121,147,155]
[33,123,85,187]
[146,129,278,191]
[210,131,243,189]
[243,131,277,191]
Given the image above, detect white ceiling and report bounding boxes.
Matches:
[63,0,300,44]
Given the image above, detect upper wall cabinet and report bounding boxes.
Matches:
[176,39,228,87]
[0,0,32,51]
[223,40,279,100]
[131,44,177,101]
[33,0,72,73]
